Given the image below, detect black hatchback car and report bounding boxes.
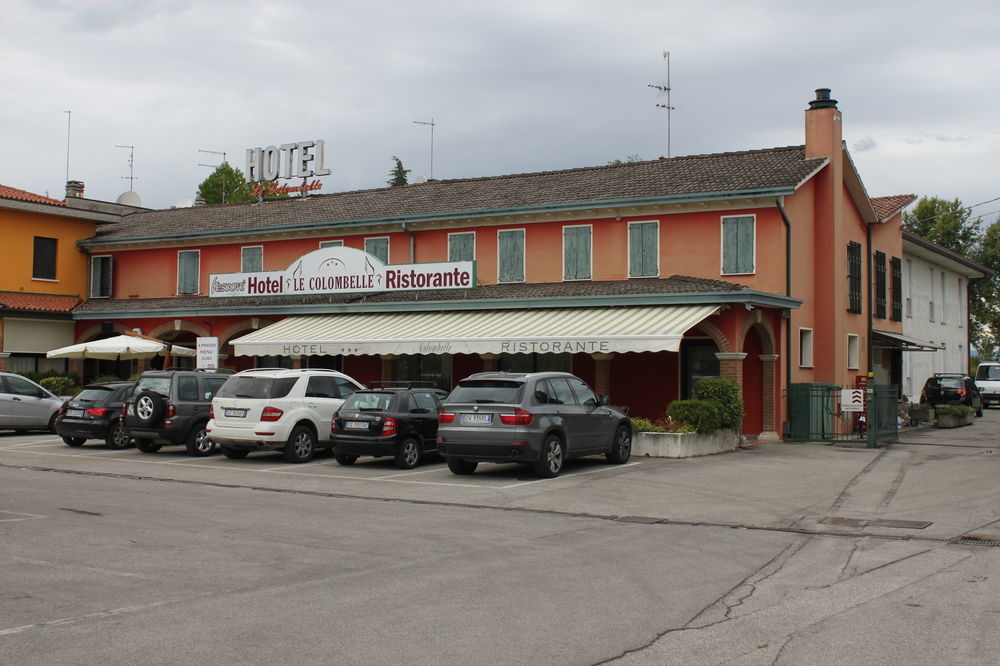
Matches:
[919,373,984,416]
[56,381,133,448]
[332,384,447,469]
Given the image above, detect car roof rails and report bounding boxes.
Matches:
[159,367,234,373]
[369,380,438,389]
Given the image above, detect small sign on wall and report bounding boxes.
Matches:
[841,388,865,412]
[197,337,219,369]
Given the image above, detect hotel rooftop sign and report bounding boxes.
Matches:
[209,246,475,298]
[245,139,331,196]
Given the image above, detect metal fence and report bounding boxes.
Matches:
[784,383,898,446]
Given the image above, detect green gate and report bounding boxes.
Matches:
[785,383,898,445]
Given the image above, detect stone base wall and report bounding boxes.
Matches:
[632,430,740,458]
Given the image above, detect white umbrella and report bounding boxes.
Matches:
[46,334,197,360]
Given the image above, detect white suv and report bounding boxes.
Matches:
[208,368,365,462]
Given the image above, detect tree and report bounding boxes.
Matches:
[606,154,643,166]
[387,156,410,187]
[196,163,253,205]
[902,196,978,255]
[971,218,1000,359]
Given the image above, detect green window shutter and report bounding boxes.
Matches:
[499,230,524,282]
[91,256,112,297]
[890,257,903,321]
[874,251,887,319]
[242,246,262,272]
[563,227,591,280]
[847,242,862,313]
[449,233,474,262]
[178,251,200,294]
[630,222,657,277]
[722,216,754,274]
[365,238,389,263]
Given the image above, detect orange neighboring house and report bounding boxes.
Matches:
[72,89,950,439]
[0,182,142,377]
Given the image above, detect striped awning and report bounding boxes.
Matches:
[231,304,719,357]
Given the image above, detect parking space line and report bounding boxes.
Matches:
[497,461,642,489]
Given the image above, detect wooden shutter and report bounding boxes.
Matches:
[847,242,862,313]
[722,217,753,274]
[564,227,591,280]
[890,257,903,321]
[499,230,524,282]
[178,251,199,294]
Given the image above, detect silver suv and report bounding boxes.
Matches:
[436,371,632,478]
[208,368,364,462]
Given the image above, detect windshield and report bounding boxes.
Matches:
[932,377,964,389]
[447,380,523,404]
[133,376,170,396]
[341,392,394,411]
[75,387,115,402]
[976,365,1000,380]
[216,376,297,399]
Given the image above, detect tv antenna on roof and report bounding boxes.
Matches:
[115,144,137,190]
[198,149,228,203]
[647,50,674,157]
[413,118,435,180]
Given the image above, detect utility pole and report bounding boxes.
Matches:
[64,111,71,184]
[198,149,228,203]
[115,144,136,190]
[647,50,674,157]
[413,118,435,179]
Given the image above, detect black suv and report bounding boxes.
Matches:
[56,381,133,448]
[919,373,984,417]
[123,369,230,456]
[332,383,447,469]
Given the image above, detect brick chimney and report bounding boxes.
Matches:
[805,88,842,160]
[65,180,85,198]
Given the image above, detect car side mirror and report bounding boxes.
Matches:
[598,395,609,406]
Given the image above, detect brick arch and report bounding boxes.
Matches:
[690,319,733,353]
[75,322,129,343]
[738,312,777,356]
[219,318,278,346]
[147,320,211,340]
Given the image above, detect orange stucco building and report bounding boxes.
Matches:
[70,89,927,439]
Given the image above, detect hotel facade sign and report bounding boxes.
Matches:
[209,246,476,298]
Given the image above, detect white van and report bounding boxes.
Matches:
[974,362,1000,408]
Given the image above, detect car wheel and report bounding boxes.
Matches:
[533,435,564,478]
[105,422,131,449]
[185,426,215,456]
[135,391,165,426]
[447,458,478,475]
[395,437,421,469]
[605,425,632,464]
[284,425,315,463]
[135,438,161,453]
[61,436,86,447]
[222,447,249,459]
[48,414,59,434]
[334,452,358,466]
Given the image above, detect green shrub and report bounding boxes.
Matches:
[667,399,721,434]
[631,416,696,433]
[693,376,744,431]
[935,404,974,417]
[40,376,81,397]
[93,374,126,384]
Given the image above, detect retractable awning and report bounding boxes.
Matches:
[231,304,720,357]
[872,329,945,352]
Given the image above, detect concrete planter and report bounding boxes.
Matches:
[936,412,974,428]
[632,430,740,458]
[908,405,934,424]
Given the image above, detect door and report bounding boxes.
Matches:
[565,376,616,452]
[5,375,54,427]
[305,375,344,439]
[409,391,442,448]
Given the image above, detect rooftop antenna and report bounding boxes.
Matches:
[647,50,674,157]
[198,149,228,203]
[64,111,71,184]
[115,144,136,191]
[413,118,435,179]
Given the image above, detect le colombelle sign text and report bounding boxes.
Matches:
[209,246,476,298]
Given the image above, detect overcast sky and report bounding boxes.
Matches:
[3,0,999,222]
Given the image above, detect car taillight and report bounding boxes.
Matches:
[209,405,215,419]
[438,410,455,424]
[59,405,66,414]
[122,404,128,416]
[382,417,398,436]
[167,404,176,419]
[85,408,111,418]
[499,408,533,426]
[261,406,284,422]
[957,388,967,397]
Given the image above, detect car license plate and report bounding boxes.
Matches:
[65,408,85,418]
[345,421,369,430]
[460,413,493,425]
[224,408,247,418]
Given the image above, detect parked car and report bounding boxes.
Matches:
[55,381,133,448]
[0,371,64,433]
[208,368,365,463]
[123,369,231,456]
[436,371,632,478]
[974,362,1000,409]
[332,383,447,468]
[919,373,983,417]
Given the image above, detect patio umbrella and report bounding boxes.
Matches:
[46,334,197,360]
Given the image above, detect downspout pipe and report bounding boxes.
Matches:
[775,198,794,421]
[401,222,415,263]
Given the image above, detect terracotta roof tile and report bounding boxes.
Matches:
[0,291,81,313]
[87,146,827,244]
[871,194,916,220]
[0,185,66,207]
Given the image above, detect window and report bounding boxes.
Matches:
[874,250,886,319]
[721,215,754,274]
[799,328,814,367]
[563,225,592,281]
[176,375,199,402]
[241,246,263,272]
[847,241,862,314]
[91,255,113,298]
[32,236,57,280]
[305,376,340,398]
[498,229,525,283]
[365,237,389,263]
[629,221,658,277]
[890,256,902,321]
[319,240,344,248]
[177,250,200,295]
[448,232,475,262]
[847,334,860,370]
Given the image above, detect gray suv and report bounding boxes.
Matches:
[436,371,632,478]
